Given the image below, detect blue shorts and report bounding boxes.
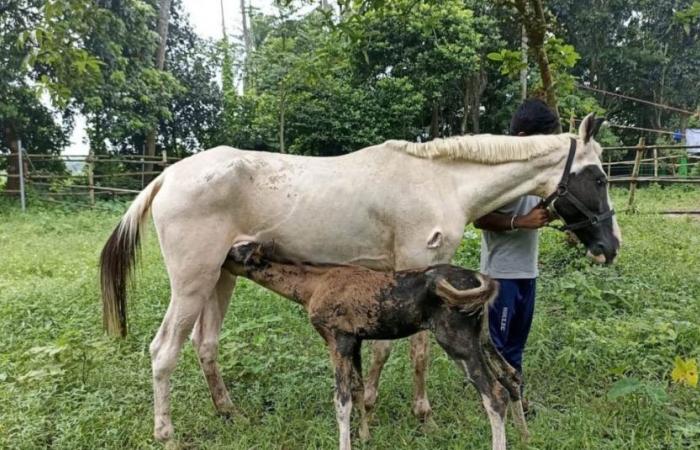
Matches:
[488,278,536,374]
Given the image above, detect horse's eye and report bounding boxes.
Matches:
[596,178,606,186]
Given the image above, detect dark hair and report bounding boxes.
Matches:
[509,98,559,136]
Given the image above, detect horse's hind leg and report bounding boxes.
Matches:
[149,216,232,442]
[364,340,393,414]
[192,269,236,415]
[151,279,216,441]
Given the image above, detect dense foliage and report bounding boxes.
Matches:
[1,186,698,448]
[2,0,699,178]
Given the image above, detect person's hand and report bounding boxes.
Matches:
[514,206,551,229]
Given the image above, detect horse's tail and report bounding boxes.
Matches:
[100,172,165,337]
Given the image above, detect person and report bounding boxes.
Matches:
[474,98,558,412]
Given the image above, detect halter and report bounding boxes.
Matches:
[541,138,615,232]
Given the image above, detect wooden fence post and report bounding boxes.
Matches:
[87,150,95,206]
[607,153,612,177]
[161,150,167,170]
[653,147,658,178]
[18,140,26,212]
[627,137,645,211]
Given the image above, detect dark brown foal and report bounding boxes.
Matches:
[224,241,528,450]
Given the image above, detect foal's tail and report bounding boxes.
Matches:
[434,273,498,314]
[100,172,165,337]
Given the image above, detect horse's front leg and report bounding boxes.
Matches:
[363,340,392,414]
[394,230,461,422]
[409,330,432,421]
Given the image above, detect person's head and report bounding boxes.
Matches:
[510,98,559,136]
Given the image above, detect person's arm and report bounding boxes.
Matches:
[474,206,551,232]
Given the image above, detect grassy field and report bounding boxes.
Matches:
[1,185,699,450]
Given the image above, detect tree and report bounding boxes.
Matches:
[511,0,562,132]
[346,0,491,138]
[29,0,182,159]
[160,6,224,155]
[550,0,700,143]
[0,0,68,195]
[143,0,173,176]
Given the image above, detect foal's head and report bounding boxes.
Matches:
[225,241,274,273]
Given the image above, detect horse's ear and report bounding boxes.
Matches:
[578,112,597,143]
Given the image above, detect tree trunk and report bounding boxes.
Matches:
[651,43,669,135]
[145,0,173,179]
[514,0,562,132]
[220,0,227,39]
[279,103,286,153]
[471,69,487,134]
[278,86,286,153]
[3,125,21,196]
[430,102,439,139]
[520,24,528,101]
[155,0,173,70]
[461,78,469,134]
[240,0,252,91]
[461,70,487,135]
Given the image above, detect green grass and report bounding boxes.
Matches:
[1,185,699,449]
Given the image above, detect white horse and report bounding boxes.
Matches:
[100,113,620,443]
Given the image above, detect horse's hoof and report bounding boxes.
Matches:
[154,421,174,442]
[164,440,183,450]
[412,398,433,423]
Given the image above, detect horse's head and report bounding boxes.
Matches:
[547,113,621,264]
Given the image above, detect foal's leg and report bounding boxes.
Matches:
[364,340,392,414]
[461,351,509,450]
[191,269,236,414]
[350,343,369,442]
[328,340,355,450]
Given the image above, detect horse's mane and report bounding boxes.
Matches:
[385,133,574,164]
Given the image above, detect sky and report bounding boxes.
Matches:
[65,0,276,155]
[182,0,276,39]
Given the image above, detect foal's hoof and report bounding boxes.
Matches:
[419,416,438,434]
[359,423,371,442]
[218,405,250,425]
[216,402,238,416]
